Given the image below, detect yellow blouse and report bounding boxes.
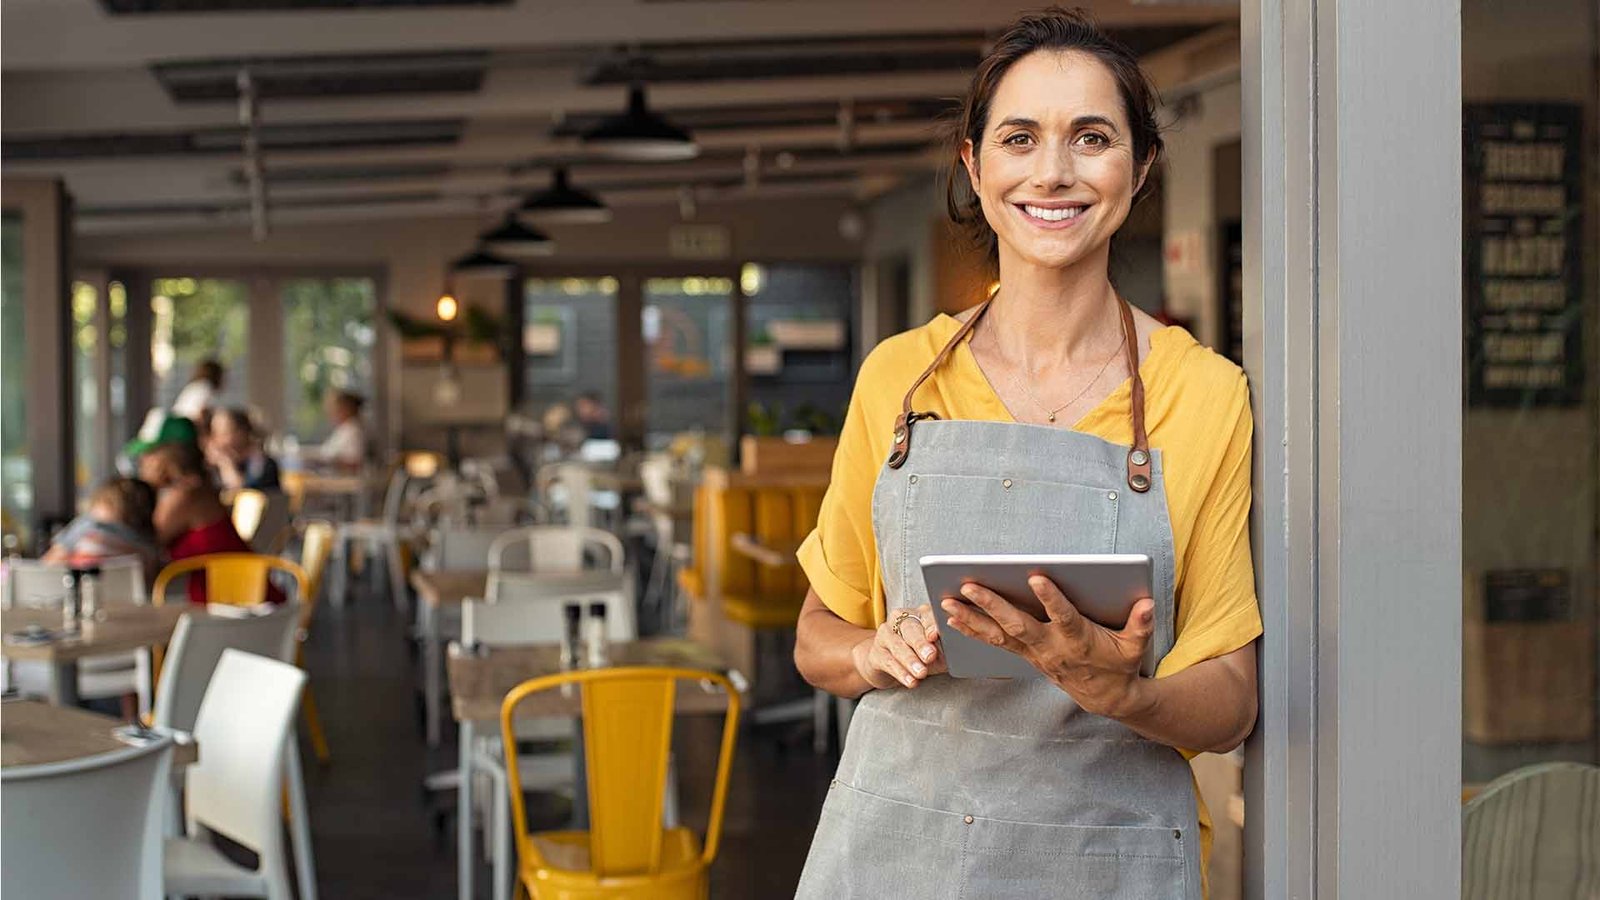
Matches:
[795,313,1264,893]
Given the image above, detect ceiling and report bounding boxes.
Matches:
[1,0,1240,235]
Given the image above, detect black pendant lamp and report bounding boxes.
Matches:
[479,212,556,256]
[580,85,698,161]
[518,168,612,224]
[450,247,518,279]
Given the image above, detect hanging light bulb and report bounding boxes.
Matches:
[580,85,698,161]
[518,168,611,224]
[436,292,459,322]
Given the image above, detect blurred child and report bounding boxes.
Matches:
[43,477,162,581]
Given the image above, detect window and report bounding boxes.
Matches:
[150,277,250,411]
[643,275,734,445]
[281,277,377,443]
[1,214,29,545]
[523,276,619,423]
[71,280,101,497]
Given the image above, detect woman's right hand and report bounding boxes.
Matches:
[850,604,946,690]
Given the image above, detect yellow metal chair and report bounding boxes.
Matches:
[152,552,309,608]
[295,521,336,764]
[501,667,741,900]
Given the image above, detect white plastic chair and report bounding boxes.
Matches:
[2,556,154,712]
[534,462,606,529]
[153,606,316,900]
[485,524,625,595]
[330,454,437,612]
[164,649,309,900]
[233,489,292,552]
[462,588,639,900]
[1463,762,1600,899]
[2,732,173,900]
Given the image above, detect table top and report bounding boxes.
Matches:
[1,700,198,769]
[1,604,189,663]
[411,569,626,609]
[447,637,737,722]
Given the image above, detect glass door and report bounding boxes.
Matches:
[150,277,251,411]
[641,274,737,452]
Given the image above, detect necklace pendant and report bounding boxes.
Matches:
[1047,412,1056,423]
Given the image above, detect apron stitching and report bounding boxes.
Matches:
[854,703,1160,745]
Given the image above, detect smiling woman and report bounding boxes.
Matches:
[791,8,1261,900]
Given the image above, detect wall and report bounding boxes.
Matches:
[77,193,864,451]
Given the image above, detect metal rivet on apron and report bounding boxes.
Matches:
[1173,829,1182,840]
[963,815,975,825]
[1002,479,1013,489]
[1131,474,1150,491]
[894,430,906,444]
[908,475,918,484]
[1130,449,1150,466]
[1107,490,1118,501]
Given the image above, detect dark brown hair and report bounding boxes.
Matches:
[148,439,208,480]
[210,406,258,439]
[90,476,157,535]
[193,358,224,387]
[944,7,1165,266]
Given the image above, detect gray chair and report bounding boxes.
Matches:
[1463,761,1600,900]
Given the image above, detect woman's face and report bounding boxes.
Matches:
[211,416,250,458]
[961,50,1149,273]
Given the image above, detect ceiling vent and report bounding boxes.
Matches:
[153,51,489,102]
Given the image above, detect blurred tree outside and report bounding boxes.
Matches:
[151,277,250,409]
[282,278,375,442]
[1,214,31,546]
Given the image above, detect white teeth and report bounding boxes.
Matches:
[1022,204,1086,222]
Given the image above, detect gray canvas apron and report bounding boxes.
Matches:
[796,297,1203,900]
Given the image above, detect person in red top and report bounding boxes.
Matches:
[139,439,285,606]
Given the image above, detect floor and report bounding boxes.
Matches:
[297,572,835,899]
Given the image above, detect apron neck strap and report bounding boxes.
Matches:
[1117,298,1152,493]
[885,294,994,469]
[886,293,1153,494]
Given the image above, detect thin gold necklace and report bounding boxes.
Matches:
[982,303,1124,424]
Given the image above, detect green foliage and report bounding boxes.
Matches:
[746,401,784,437]
[284,279,375,441]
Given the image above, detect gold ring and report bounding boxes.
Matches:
[891,609,924,641]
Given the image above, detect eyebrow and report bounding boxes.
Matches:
[995,114,1120,132]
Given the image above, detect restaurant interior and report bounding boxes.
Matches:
[2,0,1596,897]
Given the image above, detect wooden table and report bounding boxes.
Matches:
[446,637,738,900]
[409,568,629,747]
[2,604,188,706]
[2,699,198,769]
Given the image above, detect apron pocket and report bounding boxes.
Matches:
[960,815,1191,900]
[796,780,966,900]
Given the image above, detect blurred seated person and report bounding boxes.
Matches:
[42,476,163,582]
[573,390,613,441]
[171,358,225,423]
[138,438,284,606]
[206,407,280,491]
[310,389,368,471]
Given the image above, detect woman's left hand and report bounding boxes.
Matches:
[941,576,1155,720]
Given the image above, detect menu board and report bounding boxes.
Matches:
[1464,104,1584,407]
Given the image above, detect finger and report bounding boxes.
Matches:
[886,626,931,680]
[912,604,942,661]
[1118,597,1156,650]
[942,596,1020,652]
[960,582,1041,645]
[872,642,918,689]
[1031,575,1086,635]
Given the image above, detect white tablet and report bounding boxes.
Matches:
[918,553,1154,679]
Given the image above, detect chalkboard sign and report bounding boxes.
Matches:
[1464,104,1584,407]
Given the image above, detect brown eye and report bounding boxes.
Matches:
[1076,132,1109,148]
[1002,132,1034,146]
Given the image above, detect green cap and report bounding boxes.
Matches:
[123,413,199,459]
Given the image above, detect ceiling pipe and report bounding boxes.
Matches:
[237,68,269,241]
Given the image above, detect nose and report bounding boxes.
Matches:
[1029,138,1077,191]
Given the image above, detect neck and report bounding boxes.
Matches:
[984,245,1121,371]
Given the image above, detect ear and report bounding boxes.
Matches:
[960,138,980,193]
[1132,148,1157,196]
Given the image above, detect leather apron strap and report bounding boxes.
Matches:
[887,294,1153,494]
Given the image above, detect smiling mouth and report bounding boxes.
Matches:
[1016,203,1090,224]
